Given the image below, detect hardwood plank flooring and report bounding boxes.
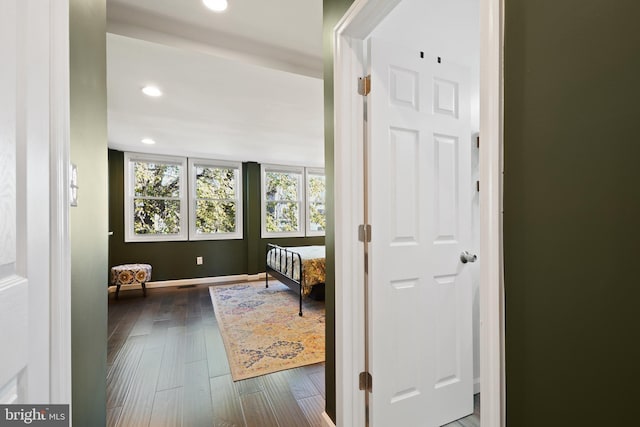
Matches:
[108,285,482,427]
[240,391,279,427]
[183,360,214,427]
[116,347,163,427]
[108,285,326,427]
[209,375,244,426]
[149,387,183,427]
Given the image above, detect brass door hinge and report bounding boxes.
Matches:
[358,75,371,96]
[358,224,372,243]
[359,371,373,392]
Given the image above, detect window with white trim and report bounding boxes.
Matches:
[306,168,326,236]
[124,153,245,242]
[189,159,243,240]
[261,165,326,237]
[262,165,305,237]
[125,153,188,242]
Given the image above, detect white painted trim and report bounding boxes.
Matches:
[333,0,505,426]
[479,0,506,425]
[321,411,337,427]
[49,0,71,406]
[124,152,189,242]
[333,23,368,427]
[260,164,306,238]
[187,158,243,241]
[107,273,267,294]
[21,0,52,402]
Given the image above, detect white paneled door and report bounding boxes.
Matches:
[0,0,52,404]
[367,38,473,427]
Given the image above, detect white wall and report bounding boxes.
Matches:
[371,0,481,392]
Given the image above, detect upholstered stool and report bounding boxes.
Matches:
[110,264,152,299]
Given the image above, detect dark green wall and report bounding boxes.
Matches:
[108,150,324,280]
[70,0,108,425]
[323,0,355,422]
[504,0,640,425]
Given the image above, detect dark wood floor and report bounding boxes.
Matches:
[108,283,481,427]
[107,284,326,427]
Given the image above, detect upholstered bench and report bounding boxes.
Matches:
[110,264,152,299]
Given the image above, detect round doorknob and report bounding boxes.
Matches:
[460,251,477,264]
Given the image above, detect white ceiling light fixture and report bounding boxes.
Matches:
[141,85,162,97]
[141,138,156,145]
[203,0,228,13]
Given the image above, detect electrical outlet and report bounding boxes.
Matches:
[196,256,203,265]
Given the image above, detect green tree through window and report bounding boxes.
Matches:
[265,170,301,233]
[133,161,182,235]
[194,165,239,234]
[308,173,326,232]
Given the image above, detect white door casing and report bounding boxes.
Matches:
[367,37,473,426]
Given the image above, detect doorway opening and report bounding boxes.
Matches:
[333,0,504,426]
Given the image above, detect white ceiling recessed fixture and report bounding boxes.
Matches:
[141,85,162,97]
[141,138,156,145]
[203,0,228,13]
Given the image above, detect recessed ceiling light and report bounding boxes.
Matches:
[203,0,228,12]
[141,138,156,145]
[142,86,162,97]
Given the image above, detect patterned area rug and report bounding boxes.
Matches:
[209,281,325,381]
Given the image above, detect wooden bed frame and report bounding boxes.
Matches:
[265,243,306,316]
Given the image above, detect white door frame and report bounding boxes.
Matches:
[332,0,505,426]
[49,0,72,407]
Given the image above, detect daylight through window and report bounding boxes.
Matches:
[189,159,243,240]
[125,153,188,242]
[124,154,243,242]
[264,167,303,236]
[306,169,326,235]
[261,165,325,238]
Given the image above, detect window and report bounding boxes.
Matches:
[125,154,244,242]
[262,165,304,237]
[189,159,243,240]
[261,165,326,237]
[306,168,326,236]
[125,153,187,242]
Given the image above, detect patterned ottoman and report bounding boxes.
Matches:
[110,264,152,299]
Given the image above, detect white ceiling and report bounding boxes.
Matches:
[106,0,325,167]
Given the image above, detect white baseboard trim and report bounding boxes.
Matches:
[474,377,481,395]
[321,412,336,427]
[107,272,267,294]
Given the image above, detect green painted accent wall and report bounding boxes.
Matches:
[504,0,640,425]
[323,0,355,422]
[108,151,324,280]
[69,0,108,425]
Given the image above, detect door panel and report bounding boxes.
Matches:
[368,37,473,427]
[390,127,419,243]
[0,1,28,402]
[0,0,51,403]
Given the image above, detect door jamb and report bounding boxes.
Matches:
[332,0,505,426]
[49,0,72,407]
